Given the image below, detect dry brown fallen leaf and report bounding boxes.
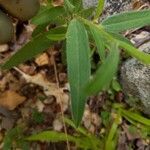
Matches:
[14,67,69,112]
[35,53,49,66]
[0,72,22,92]
[82,105,101,133]
[132,0,149,10]
[0,90,26,110]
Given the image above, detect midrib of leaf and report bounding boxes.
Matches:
[74,24,80,124]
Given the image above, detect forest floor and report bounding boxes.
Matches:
[0,0,150,150]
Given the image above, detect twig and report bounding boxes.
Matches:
[51,48,71,150]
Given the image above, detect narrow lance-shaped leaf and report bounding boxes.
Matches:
[2,27,66,70]
[26,130,101,150]
[66,19,91,126]
[72,0,83,12]
[46,26,67,41]
[64,0,75,13]
[90,26,106,61]
[31,6,65,25]
[108,32,133,46]
[105,118,119,150]
[26,131,75,142]
[79,17,150,64]
[102,9,150,32]
[94,0,105,20]
[2,35,52,70]
[3,127,22,150]
[120,109,150,126]
[118,40,150,64]
[85,43,120,95]
[47,32,66,41]
[32,23,49,37]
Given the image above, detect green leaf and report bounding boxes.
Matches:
[64,0,75,13]
[46,25,67,41]
[121,109,150,126]
[31,6,65,25]
[2,35,52,70]
[112,78,122,92]
[26,131,75,142]
[118,40,150,64]
[17,140,30,150]
[3,127,22,150]
[94,0,105,20]
[105,120,119,150]
[2,27,66,69]
[102,9,150,32]
[78,7,95,19]
[79,17,150,64]
[32,23,49,37]
[108,32,133,46]
[90,25,106,61]
[85,43,119,95]
[72,0,83,12]
[101,111,110,127]
[64,118,101,150]
[66,19,91,126]
[64,117,88,135]
[26,130,100,149]
[32,109,44,124]
[47,33,66,41]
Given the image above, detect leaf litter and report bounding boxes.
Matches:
[0,0,149,149]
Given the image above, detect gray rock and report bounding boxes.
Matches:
[83,0,98,8]
[83,0,132,19]
[121,41,150,116]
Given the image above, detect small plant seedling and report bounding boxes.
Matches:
[1,0,150,126]
[32,109,44,124]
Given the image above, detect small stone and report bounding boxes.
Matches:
[53,118,63,131]
[83,0,98,8]
[121,41,150,116]
[35,100,45,112]
[0,44,9,52]
[83,0,132,20]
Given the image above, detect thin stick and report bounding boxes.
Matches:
[51,48,71,150]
